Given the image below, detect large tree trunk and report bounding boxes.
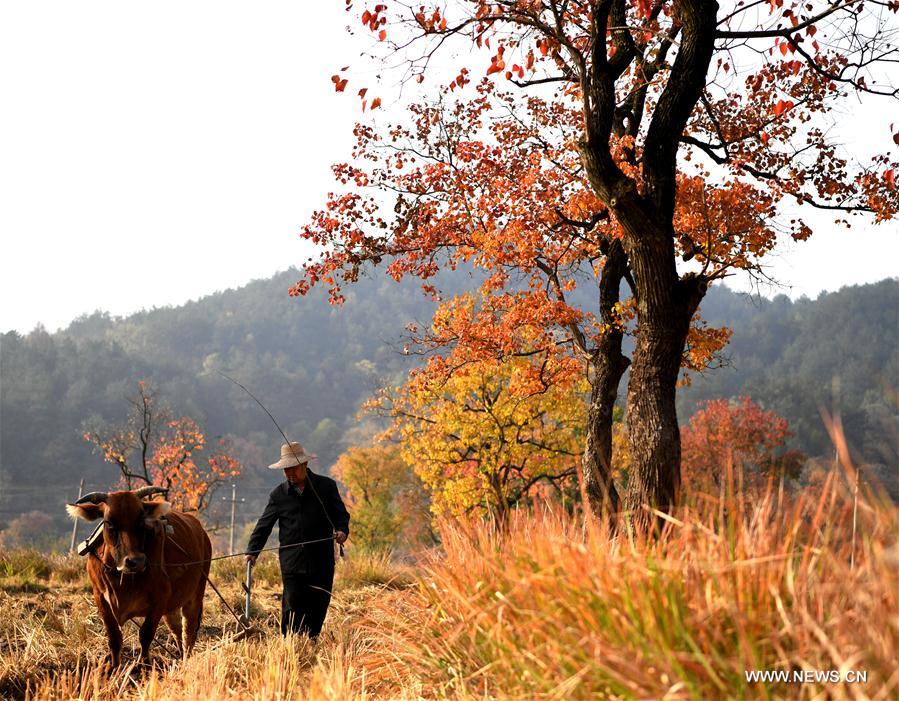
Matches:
[582,343,628,520]
[621,232,706,526]
[622,321,687,522]
[581,240,629,522]
[575,0,717,527]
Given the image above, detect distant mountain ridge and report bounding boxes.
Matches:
[1,269,896,532]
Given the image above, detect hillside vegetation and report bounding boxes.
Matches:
[1,272,897,534]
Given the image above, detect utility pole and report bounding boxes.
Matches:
[222,483,244,555]
[69,479,84,553]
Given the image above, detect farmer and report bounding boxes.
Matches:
[246,441,349,638]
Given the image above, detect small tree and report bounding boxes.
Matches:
[681,397,803,494]
[332,443,435,552]
[375,342,585,525]
[0,511,62,552]
[83,381,241,513]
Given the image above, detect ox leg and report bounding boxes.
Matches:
[164,610,184,657]
[138,612,163,667]
[182,595,204,658]
[96,594,122,670]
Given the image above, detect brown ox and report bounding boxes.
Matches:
[67,486,211,667]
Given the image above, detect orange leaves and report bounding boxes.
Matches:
[449,68,470,91]
[361,4,387,32]
[83,381,241,513]
[505,64,526,81]
[681,317,733,383]
[486,45,506,76]
[782,59,803,76]
[609,133,639,179]
[359,5,389,41]
[147,416,241,512]
[297,86,618,371]
[856,158,899,221]
[356,86,383,111]
[681,397,795,493]
[790,220,813,241]
[674,176,777,273]
[415,8,447,33]
[772,98,794,117]
[331,74,348,92]
[694,49,896,221]
[483,41,537,81]
[565,190,605,222]
[747,72,765,93]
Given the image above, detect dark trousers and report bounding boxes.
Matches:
[281,572,332,638]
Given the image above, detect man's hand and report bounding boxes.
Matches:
[335,531,348,544]
[246,554,257,565]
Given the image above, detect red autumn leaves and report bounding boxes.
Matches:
[331,74,348,92]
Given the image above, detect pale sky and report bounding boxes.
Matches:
[1,2,896,335]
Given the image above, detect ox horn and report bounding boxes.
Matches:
[75,491,109,505]
[134,486,169,500]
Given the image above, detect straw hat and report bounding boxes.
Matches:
[268,441,316,470]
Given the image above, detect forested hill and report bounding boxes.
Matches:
[1,271,897,531]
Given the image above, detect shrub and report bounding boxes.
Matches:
[0,511,65,552]
[0,548,52,580]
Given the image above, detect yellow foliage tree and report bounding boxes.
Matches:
[376,355,585,525]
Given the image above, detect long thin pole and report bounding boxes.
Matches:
[229,483,236,555]
[222,483,244,555]
[69,479,84,552]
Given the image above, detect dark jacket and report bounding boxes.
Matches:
[246,470,350,578]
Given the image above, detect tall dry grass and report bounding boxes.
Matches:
[347,471,899,700]
[2,467,897,699]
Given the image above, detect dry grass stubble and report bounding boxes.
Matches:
[1,550,415,700]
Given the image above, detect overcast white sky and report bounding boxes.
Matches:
[1,2,896,334]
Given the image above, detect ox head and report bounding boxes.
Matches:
[66,486,171,573]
